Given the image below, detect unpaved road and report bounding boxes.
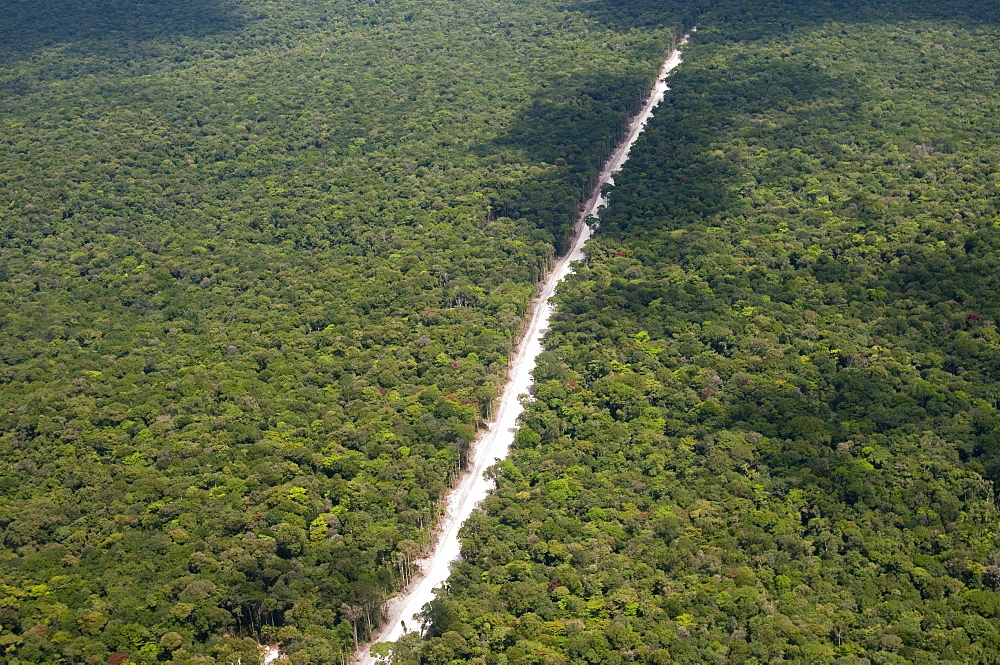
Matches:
[354,30,693,665]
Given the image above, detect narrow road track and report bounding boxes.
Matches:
[353,29,694,665]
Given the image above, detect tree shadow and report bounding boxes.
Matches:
[0,0,244,67]
[483,0,996,252]
[581,0,999,251]
[482,64,666,253]
[473,2,700,253]
[600,57,870,232]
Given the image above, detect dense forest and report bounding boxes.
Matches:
[403,0,1000,664]
[5,0,1000,663]
[0,0,699,663]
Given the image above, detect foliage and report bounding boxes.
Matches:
[0,0,692,662]
[409,1,1000,663]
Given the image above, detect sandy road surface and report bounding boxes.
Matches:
[354,30,693,665]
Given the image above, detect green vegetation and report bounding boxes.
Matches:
[408,1,1000,663]
[0,0,694,663]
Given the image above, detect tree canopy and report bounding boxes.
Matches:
[406,0,1000,663]
[0,0,694,663]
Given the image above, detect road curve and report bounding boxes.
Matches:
[354,29,694,665]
